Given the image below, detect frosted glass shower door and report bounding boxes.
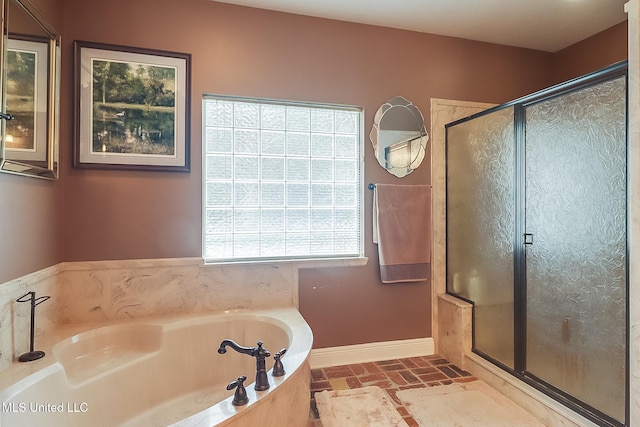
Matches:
[446,107,515,368]
[524,76,627,422]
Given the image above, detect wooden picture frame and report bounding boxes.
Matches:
[74,41,191,171]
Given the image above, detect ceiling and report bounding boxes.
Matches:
[212,0,628,52]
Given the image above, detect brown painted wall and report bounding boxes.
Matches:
[552,21,628,84]
[59,0,555,349]
[0,0,627,347]
[0,175,60,284]
[60,0,555,267]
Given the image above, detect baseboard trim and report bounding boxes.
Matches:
[309,337,435,369]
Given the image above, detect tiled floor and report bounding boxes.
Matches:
[308,354,477,426]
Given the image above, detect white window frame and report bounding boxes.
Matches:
[202,95,365,264]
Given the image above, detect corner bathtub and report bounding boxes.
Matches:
[0,308,313,427]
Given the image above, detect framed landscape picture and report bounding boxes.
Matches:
[5,38,48,163]
[74,41,191,171]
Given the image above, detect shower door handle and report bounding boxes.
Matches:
[524,233,533,245]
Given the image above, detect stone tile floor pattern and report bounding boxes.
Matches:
[307,354,477,426]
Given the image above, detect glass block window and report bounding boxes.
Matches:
[203,96,364,262]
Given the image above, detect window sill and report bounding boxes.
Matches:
[202,257,369,269]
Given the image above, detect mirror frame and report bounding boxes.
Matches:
[370,96,428,178]
[0,0,60,179]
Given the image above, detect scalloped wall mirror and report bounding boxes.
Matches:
[370,96,428,178]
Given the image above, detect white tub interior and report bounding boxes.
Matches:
[0,308,311,427]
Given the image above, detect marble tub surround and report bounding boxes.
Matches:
[0,264,63,371]
[58,258,298,323]
[174,362,311,427]
[0,257,313,372]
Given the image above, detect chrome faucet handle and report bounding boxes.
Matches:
[226,375,249,406]
[272,348,287,377]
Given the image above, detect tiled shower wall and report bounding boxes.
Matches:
[0,258,299,371]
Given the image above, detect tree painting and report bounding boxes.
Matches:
[92,59,176,156]
[5,49,36,151]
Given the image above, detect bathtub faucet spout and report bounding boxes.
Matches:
[217,339,271,391]
[218,339,256,356]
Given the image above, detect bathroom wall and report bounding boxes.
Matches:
[0,0,627,349]
[553,21,628,84]
[0,0,64,285]
[59,0,557,264]
[59,0,557,349]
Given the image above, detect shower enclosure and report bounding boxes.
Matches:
[446,62,627,427]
